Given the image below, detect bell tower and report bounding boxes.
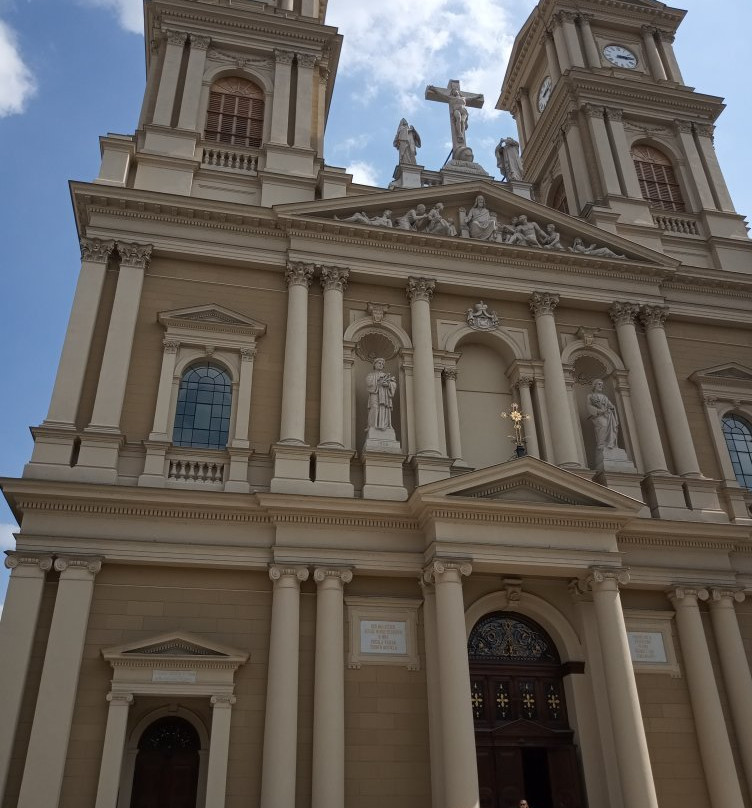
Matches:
[95,0,342,206]
[498,0,749,270]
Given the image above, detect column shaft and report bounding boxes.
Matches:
[177,35,210,131]
[605,110,645,200]
[551,20,571,72]
[94,693,133,808]
[517,380,540,458]
[658,32,684,83]
[0,554,52,802]
[610,304,668,474]
[556,137,579,215]
[670,588,745,808]
[579,16,601,68]
[149,341,179,438]
[641,27,667,81]
[319,268,348,447]
[544,33,562,81]
[443,370,464,463]
[294,55,316,149]
[260,567,308,808]
[563,115,594,210]
[270,52,294,145]
[17,556,102,808]
[408,278,441,455]
[233,348,256,446]
[279,263,313,444]
[46,240,114,425]
[641,307,701,477]
[589,571,659,808]
[312,569,351,808]
[584,106,622,196]
[695,126,736,213]
[205,696,235,807]
[561,13,585,68]
[153,32,187,127]
[520,89,535,131]
[88,244,151,431]
[427,561,478,808]
[420,583,445,808]
[675,121,716,211]
[709,590,752,794]
[530,293,579,467]
[301,0,319,17]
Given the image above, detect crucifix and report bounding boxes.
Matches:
[425,79,485,159]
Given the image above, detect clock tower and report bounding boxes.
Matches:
[498,0,750,271]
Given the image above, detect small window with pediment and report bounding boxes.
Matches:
[205,77,265,149]
[722,414,752,491]
[631,144,685,212]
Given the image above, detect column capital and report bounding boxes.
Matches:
[529,291,560,318]
[297,53,317,69]
[605,107,624,123]
[406,276,436,303]
[578,12,594,25]
[165,30,188,47]
[582,103,605,119]
[163,339,180,355]
[313,567,353,585]
[423,559,472,584]
[318,67,330,86]
[641,24,659,37]
[210,694,237,708]
[443,367,458,382]
[667,586,710,604]
[557,10,577,22]
[285,261,315,289]
[274,49,295,65]
[54,555,103,575]
[4,552,53,572]
[586,567,630,590]
[695,123,715,139]
[320,265,350,293]
[640,304,669,330]
[515,375,534,390]
[657,29,676,43]
[189,34,211,50]
[673,119,693,135]
[240,346,257,363]
[568,577,592,602]
[117,242,153,270]
[106,692,134,706]
[269,564,310,583]
[609,301,640,327]
[80,237,115,264]
[710,588,746,605]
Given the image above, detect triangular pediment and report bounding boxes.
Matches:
[103,632,248,663]
[158,304,266,336]
[699,363,752,382]
[274,181,675,269]
[411,456,643,513]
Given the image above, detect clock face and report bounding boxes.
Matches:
[537,76,553,113]
[603,44,638,69]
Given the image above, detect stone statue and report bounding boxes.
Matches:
[506,215,548,247]
[424,202,457,237]
[425,79,484,160]
[395,204,428,231]
[543,223,564,250]
[495,137,523,181]
[449,87,469,146]
[366,358,397,435]
[337,210,393,228]
[587,379,619,450]
[569,237,625,259]
[462,195,498,241]
[393,118,421,165]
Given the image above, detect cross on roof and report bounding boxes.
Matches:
[425,79,485,159]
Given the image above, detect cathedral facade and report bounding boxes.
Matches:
[1,1,752,808]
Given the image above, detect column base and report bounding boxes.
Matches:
[411,454,452,487]
[594,470,651,518]
[138,440,170,488]
[642,474,728,522]
[71,430,125,484]
[596,447,637,474]
[23,424,78,480]
[314,447,355,497]
[718,482,752,525]
[270,444,316,495]
[225,448,252,494]
[361,450,407,501]
[682,477,729,523]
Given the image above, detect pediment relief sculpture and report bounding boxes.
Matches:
[449,480,601,507]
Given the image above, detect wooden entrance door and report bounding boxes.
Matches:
[130,717,200,808]
[469,612,585,808]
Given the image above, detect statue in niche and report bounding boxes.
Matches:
[570,237,625,259]
[395,203,428,231]
[495,136,524,181]
[424,202,457,237]
[393,118,421,165]
[366,358,397,435]
[462,195,498,241]
[587,379,619,450]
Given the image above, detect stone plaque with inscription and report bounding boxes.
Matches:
[152,669,198,684]
[361,620,408,655]
[627,631,667,664]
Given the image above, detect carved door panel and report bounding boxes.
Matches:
[547,746,584,808]
[477,747,497,808]
[495,747,525,808]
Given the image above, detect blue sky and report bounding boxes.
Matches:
[0,0,750,610]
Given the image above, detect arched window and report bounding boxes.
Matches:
[631,144,685,212]
[549,177,569,214]
[205,77,265,148]
[722,414,752,490]
[173,363,232,450]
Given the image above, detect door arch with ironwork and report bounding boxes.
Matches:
[469,612,584,808]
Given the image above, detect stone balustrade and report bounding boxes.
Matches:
[201,145,259,174]
[167,454,226,486]
[653,213,701,235]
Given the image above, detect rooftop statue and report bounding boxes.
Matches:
[425,79,484,161]
[393,118,421,166]
[495,137,524,181]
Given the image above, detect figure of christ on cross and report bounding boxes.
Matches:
[425,79,485,160]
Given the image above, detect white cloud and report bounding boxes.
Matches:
[79,0,144,34]
[0,20,36,117]
[333,133,372,156]
[0,523,18,552]
[347,160,381,187]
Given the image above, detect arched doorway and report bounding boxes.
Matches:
[469,612,584,808]
[130,716,201,808]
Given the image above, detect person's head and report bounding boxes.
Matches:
[416,204,426,214]
[592,379,604,392]
[547,223,556,233]
[475,195,485,207]
[435,202,444,212]
[519,215,528,224]
[400,118,408,126]
[519,801,530,808]
[374,358,385,370]
[383,210,392,218]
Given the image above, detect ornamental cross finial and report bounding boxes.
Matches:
[500,402,531,458]
[424,79,484,160]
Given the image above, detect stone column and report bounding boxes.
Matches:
[695,124,736,213]
[260,566,309,808]
[640,306,702,477]
[311,568,352,808]
[177,34,210,131]
[301,0,319,17]
[605,109,645,200]
[513,95,530,144]
[148,340,180,439]
[709,589,752,795]
[519,88,535,130]
[0,553,53,802]
[45,238,115,426]
[94,692,134,808]
[641,27,667,81]
[668,587,745,808]
[87,243,152,431]
[319,267,349,448]
[17,556,102,808]
[424,560,478,808]
[516,377,540,458]
[675,120,716,211]
[232,346,257,447]
[560,11,585,68]
[551,17,571,72]
[407,278,441,455]
[579,15,601,68]
[544,31,562,81]
[588,569,659,808]
[153,31,187,127]
[443,368,464,464]
[657,30,684,83]
[270,50,294,145]
[279,0,293,9]
[555,135,579,215]
[609,303,668,474]
[205,695,236,807]
[561,112,594,210]
[279,262,314,445]
[529,292,579,467]
[420,580,445,808]
[583,104,622,197]
[294,54,316,149]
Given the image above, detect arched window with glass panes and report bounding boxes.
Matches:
[173,363,233,450]
[204,77,265,149]
[631,144,686,212]
[722,413,752,491]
